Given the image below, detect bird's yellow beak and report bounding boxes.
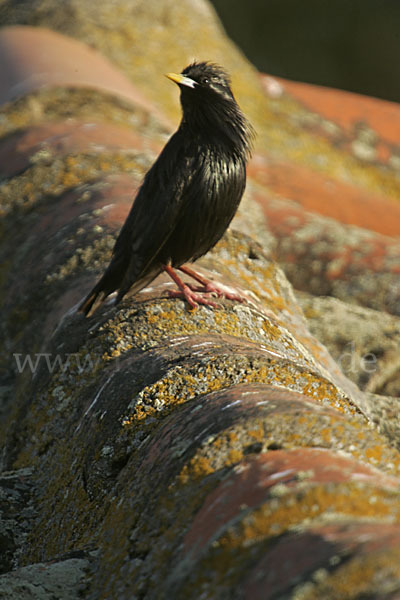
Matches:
[166,72,184,84]
[165,72,196,88]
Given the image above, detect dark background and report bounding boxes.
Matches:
[210,0,400,103]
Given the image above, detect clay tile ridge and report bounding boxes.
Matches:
[0,25,171,128]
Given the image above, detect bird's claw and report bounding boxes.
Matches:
[167,281,248,309]
[167,287,219,309]
[201,282,247,304]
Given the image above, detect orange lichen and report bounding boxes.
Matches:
[179,456,215,483]
[248,428,264,442]
[219,484,398,550]
[226,449,244,465]
[299,550,400,599]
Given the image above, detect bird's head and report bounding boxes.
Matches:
[166,62,234,104]
[166,61,254,156]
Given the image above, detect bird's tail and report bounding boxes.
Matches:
[79,285,109,317]
[79,259,126,317]
[79,262,163,317]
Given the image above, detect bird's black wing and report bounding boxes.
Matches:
[79,131,192,315]
[113,131,193,300]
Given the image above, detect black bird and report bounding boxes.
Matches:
[79,61,254,316]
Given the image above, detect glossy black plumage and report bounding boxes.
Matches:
[79,61,254,316]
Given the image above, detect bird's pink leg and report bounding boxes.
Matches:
[178,264,247,303]
[163,265,219,309]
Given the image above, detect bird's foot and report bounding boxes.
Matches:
[163,264,247,309]
[167,286,219,309]
[179,264,248,303]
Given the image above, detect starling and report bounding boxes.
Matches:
[79,61,254,316]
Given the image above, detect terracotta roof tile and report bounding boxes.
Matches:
[1,8,400,599]
[0,25,171,127]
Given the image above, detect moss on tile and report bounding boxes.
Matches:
[1,151,148,214]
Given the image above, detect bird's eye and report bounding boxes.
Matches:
[202,77,209,85]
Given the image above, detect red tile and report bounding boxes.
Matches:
[0,120,161,177]
[0,25,171,128]
[183,448,399,557]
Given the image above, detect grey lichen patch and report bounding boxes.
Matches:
[290,547,400,600]
[274,205,400,316]
[0,556,90,599]
[351,139,377,162]
[45,234,115,283]
[179,407,400,483]
[320,119,342,138]
[206,232,301,321]
[0,151,147,214]
[20,345,106,446]
[28,147,55,165]
[388,152,400,171]
[297,293,400,395]
[99,300,315,372]
[119,353,353,429]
